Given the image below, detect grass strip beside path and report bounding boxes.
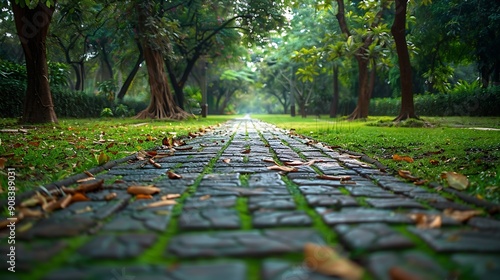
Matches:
[254,115,500,204]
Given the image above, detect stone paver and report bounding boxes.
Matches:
[1,118,500,280]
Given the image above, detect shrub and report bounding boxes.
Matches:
[100,108,114,118]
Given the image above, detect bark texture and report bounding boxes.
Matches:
[11,1,58,124]
[392,0,418,121]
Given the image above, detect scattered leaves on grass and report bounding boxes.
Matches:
[167,171,182,179]
[443,209,482,222]
[127,185,161,195]
[429,159,439,165]
[392,154,414,163]
[398,170,420,182]
[408,213,442,229]
[0,157,7,169]
[267,165,298,172]
[97,152,110,165]
[304,243,364,280]
[442,172,469,190]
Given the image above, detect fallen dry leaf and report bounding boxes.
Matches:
[105,192,117,201]
[139,200,177,209]
[429,159,439,165]
[175,146,193,151]
[222,158,231,164]
[60,194,73,208]
[0,157,7,169]
[75,179,104,193]
[392,154,414,163]
[409,213,442,229]
[167,171,183,179]
[398,170,420,182]
[97,152,110,165]
[444,172,469,190]
[284,160,306,166]
[241,148,251,154]
[349,155,362,159]
[267,165,298,172]
[136,194,153,199]
[413,179,428,186]
[443,209,482,222]
[199,195,211,201]
[71,192,90,202]
[19,207,44,218]
[162,194,181,200]
[316,175,352,181]
[127,185,161,195]
[75,206,93,214]
[389,266,422,280]
[304,243,364,280]
[149,158,162,168]
[262,158,279,165]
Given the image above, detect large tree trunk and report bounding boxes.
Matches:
[136,3,190,120]
[349,58,371,119]
[117,41,144,100]
[392,0,418,121]
[11,1,58,124]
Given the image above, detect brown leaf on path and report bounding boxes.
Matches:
[139,199,177,209]
[127,185,161,195]
[389,267,423,280]
[175,146,193,151]
[162,194,181,200]
[19,207,44,218]
[349,155,362,159]
[409,213,442,229]
[414,179,428,186]
[105,192,117,201]
[241,148,251,154]
[167,171,183,179]
[393,154,414,163]
[199,195,211,201]
[71,192,90,202]
[148,158,161,168]
[305,159,323,166]
[76,177,96,183]
[76,179,104,193]
[147,151,158,157]
[222,158,231,164]
[267,165,298,172]
[316,174,352,181]
[284,160,306,166]
[304,243,364,280]
[60,194,72,208]
[262,158,279,165]
[42,200,61,212]
[188,132,198,138]
[443,209,482,222]
[444,172,469,190]
[84,171,94,177]
[136,194,153,200]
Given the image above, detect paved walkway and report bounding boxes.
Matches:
[2,118,500,280]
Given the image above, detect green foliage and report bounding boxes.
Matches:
[100,107,114,118]
[369,86,500,117]
[183,85,202,114]
[96,80,117,101]
[113,104,134,118]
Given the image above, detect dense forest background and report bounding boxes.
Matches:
[1,0,499,122]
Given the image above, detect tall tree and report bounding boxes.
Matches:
[392,0,417,121]
[11,0,58,123]
[135,1,189,119]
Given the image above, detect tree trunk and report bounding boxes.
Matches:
[349,58,370,119]
[117,41,144,100]
[392,0,418,121]
[135,3,190,120]
[11,1,58,124]
[330,64,339,118]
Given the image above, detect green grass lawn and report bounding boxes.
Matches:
[0,116,233,197]
[253,115,500,203]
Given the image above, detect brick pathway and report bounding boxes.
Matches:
[2,118,500,279]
